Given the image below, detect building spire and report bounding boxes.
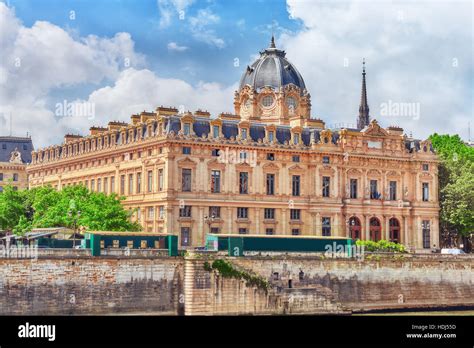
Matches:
[270,34,276,49]
[357,58,370,129]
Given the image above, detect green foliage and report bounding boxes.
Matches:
[0,184,141,235]
[429,134,474,240]
[203,259,270,292]
[0,185,27,231]
[356,239,407,253]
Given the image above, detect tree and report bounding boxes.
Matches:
[0,185,25,232]
[429,134,474,251]
[0,184,141,235]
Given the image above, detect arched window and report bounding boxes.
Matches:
[348,217,361,240]
[369,217,381,242]
[389,218,400,243]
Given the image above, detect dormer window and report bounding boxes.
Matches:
[268,131,274,142]
[241,128,248,140]
[183,123,191,136]
[212,125,220,138]
[293,133,300,145]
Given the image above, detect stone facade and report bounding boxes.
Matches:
[0,136,33,192]
[26,39,439,251]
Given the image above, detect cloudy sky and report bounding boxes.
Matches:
[0,0,472,148]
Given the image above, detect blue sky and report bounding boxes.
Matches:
[0,0,472,147]
[9,0,301,85]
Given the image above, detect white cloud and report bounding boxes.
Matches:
[0,3,233,148]
[157,0,195,28]
[0,3,145,146]
[189,9,225,48]
[167,41,189,52]
[281,0,473,140]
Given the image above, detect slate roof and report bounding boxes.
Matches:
[0,136,34,163]
[162,116,336,146]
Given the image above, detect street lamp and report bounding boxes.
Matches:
[204,214,216,235]
[68,210,81,248]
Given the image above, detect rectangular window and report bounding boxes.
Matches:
[110,176,115,193]
[422,183,429,201]
[237,207,248,219]
[291,228,300,236]
[140,240,147,249]
[104,177,108,194]
[240,151,247,161]
[97,178,102,192]
[158,169,164,191]
[350,179,357,199]
[181,227,190,246]
[127,240,134,249]
[322,217,331,236]
[370,180,378,199]
[209,206,221,218]
[0,173,3,181]
[422,220,430,249]
[211,148,220,156]
[389,181,397,200]
[148,207,154,220]
[136,173,141,193]
[211,170,221,193]
[290,209,301,220]
[422,163,429,171]
[322,176,330,197]
[239,172,248,194]
[322,156,330,164]
[292,155,300,162]
[182,168,192,192]
[147,171,153,192]
[265,228,274,235]
[267,153,275,161]
[266,173,275,195]
[183,123,191,136]
[128,174,133,194]
[120,175,125,195]
[210,227,220,234]
[179,206,192,218]
[264,208,275,220]
[238,228,248,234]
[213,125,219,138]
[268,131,274,142]
[158,206,165,219]
[292,175,300,196]
[241,128,247,140]
[293,133,300,144]
[113,240,120,248]
[182,147,191,155]
[91,179,95,192]
[13,173,18,182]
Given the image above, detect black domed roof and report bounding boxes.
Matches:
[239,37,306,94]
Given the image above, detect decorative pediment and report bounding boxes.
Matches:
[177,157,197,168]
[367,169,382,177]
[180,114,195,124]
[346,168,362,176]
[418,139,432,153]
[363,119,389,137]
[288,164,305,173]
[262,162,280,171]
[386,170,401,177]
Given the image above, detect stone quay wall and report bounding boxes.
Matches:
[0,253,472,315]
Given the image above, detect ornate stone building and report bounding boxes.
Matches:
[0,136,34,192]
[27,38,439,251]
